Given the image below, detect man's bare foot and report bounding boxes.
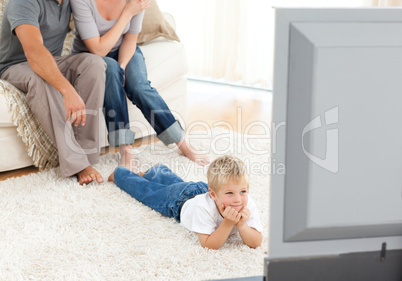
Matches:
[119,144,137,172]
[76,166,103,185]
[177,137,210,166]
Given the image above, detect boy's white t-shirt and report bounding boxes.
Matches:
[180,193,262,236]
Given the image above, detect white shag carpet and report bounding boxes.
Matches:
[0,128,270,281]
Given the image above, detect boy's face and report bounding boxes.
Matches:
[209,180,249,214]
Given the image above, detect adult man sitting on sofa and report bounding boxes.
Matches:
[0,0,106,185]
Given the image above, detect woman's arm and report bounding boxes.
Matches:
[76,0,149,57]
[118,33,139,71]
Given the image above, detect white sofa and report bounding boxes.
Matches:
[0,9,188,172]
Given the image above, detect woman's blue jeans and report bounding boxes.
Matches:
[114,165,209,222]
[103,46,184,147]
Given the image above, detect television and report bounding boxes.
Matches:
[265,7,402,280]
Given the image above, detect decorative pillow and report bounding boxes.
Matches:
[69,14,75,32]
[137,0,180,44]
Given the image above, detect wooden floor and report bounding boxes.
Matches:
[0,80,272,181]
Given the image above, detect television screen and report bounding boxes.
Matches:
[267,8,402,278]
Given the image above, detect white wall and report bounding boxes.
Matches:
[156,0,365,88]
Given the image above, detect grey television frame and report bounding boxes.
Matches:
[265,7,402,280]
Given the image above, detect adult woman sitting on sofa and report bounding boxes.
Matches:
[70,0,209,170]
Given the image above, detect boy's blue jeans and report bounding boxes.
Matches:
[114,165,209,222]
[103,46,184,147]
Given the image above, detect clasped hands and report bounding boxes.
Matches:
[220,205,251,227]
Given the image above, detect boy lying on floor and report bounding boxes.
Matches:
[108,155,262,249]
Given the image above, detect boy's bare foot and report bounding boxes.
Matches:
[76,166,103,185]
[177,137,210,166]
[119,144,138,172]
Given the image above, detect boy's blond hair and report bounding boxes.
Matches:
[207,155,249,192]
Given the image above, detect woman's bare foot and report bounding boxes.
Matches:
[119,144,137,172]
[76,166,103,185]
[108,145,139,183]
[177,137,210,166]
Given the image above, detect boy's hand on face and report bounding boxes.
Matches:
[237,206,251,228]
[221,204,241,225]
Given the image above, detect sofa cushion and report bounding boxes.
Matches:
[141,39,187,90]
